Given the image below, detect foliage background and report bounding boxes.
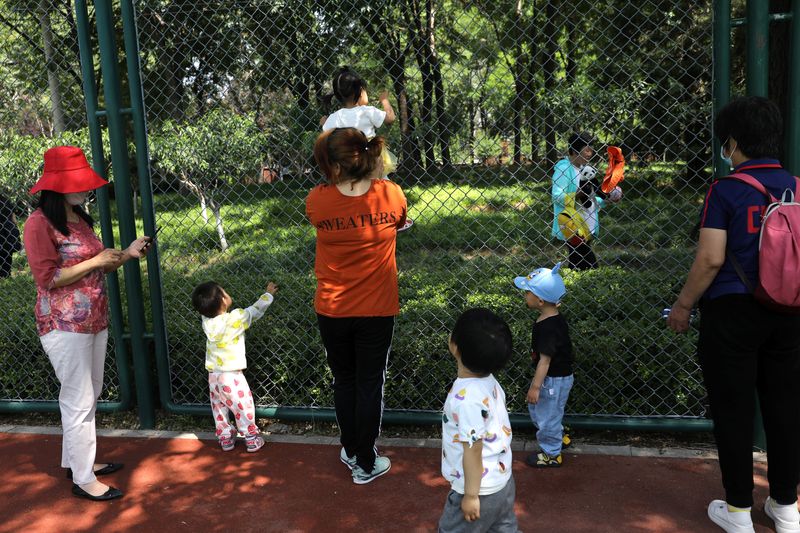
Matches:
[0,0,792,419]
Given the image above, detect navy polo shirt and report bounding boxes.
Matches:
[699,159,798,300]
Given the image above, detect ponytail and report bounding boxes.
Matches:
[314,128,384,184]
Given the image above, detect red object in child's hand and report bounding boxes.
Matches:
[602,146,625,193]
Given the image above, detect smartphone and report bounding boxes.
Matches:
[140,227,160,251]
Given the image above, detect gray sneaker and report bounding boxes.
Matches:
[351,456,391,485]
[340,447,357,470]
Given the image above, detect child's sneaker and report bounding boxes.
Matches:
[245,435,264,453]
[764,496,800,533]
[219,436,235,452]
[562,433,572,450]
[340,447,357,470]
[707,500,754,533]
[351,456,391,484]
[526,451,562,467]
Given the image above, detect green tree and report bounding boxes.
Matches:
[149,110,267,251]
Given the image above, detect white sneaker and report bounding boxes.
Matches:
[765,497,800,533]
[707,500,754,533]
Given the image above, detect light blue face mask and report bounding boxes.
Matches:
[720,140,735,168]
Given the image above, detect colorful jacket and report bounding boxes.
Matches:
[551,158,605,240]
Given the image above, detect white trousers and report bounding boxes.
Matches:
[40,329,108,485]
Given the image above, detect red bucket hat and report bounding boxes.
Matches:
[29,146,108,195]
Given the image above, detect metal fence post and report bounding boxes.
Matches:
[787,3,800,174]
[74,0,132,412]
[713,0,731,179]
[119,0,173,414]
[94,0,155,428]
[746,0,769,97]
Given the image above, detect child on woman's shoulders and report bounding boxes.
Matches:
[320,66,413,231]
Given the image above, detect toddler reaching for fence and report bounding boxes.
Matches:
[191,280,278,452]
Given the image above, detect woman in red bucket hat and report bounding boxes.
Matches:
[23,146,153,501]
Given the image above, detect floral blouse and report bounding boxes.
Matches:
[23,209,108,336]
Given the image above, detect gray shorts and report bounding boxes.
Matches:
[438,476,520,533]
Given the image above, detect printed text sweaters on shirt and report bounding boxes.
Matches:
[305,179,407,317]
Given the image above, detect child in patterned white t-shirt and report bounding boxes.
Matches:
[439,308,520,532]
[191,280,278,452]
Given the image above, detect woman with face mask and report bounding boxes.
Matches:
[667,97,800,533]
[23,146,153,501]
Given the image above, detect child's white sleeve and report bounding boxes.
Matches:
[225,292,274,337]
[368,106,386,128]
[452,392,488,448]
[322,114,336,131]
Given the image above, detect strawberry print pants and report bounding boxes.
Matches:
[208,371,259,440]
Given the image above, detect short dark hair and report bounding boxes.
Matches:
[450,308,513,375]
[191,281,225,318]
[568,131,594,155]
[321,66,367,107]
[714,96,783,159]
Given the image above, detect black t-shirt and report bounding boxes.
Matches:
[531,314,574,377]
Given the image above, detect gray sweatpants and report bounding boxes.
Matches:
[438,476,520,533]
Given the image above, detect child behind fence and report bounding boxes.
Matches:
[191,280,278,453]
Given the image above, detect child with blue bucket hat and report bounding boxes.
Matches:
[514,262,575,467]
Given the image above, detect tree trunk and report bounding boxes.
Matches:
[565,13,576,84]
[769,0,791,160]
[405,0,435,169]
[361,10,422,172]
[678,1,710,182]
[468,97,476,163]
[208,197,228,251]
[178,172,210,223]
[511,0,524,164]
[39,0,65,133]
[427,0,450,167]
[527,38,539,162]
[200,194,208,223]
[542,0,558,167]
[513,71,523,164]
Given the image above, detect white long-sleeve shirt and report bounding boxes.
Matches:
[202,292,274,372]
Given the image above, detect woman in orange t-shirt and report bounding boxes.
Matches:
[306,128,407,484]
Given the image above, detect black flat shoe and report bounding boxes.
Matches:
[71,483,123,501]
[65,463,124,479]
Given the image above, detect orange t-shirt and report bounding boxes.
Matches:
[306,179,407,317]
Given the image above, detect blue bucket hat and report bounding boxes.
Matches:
[513,262,566,304]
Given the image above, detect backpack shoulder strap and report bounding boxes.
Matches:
[724,172,778,203]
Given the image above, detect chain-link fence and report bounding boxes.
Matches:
[136,0,711,418]
[0,1,123,406]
